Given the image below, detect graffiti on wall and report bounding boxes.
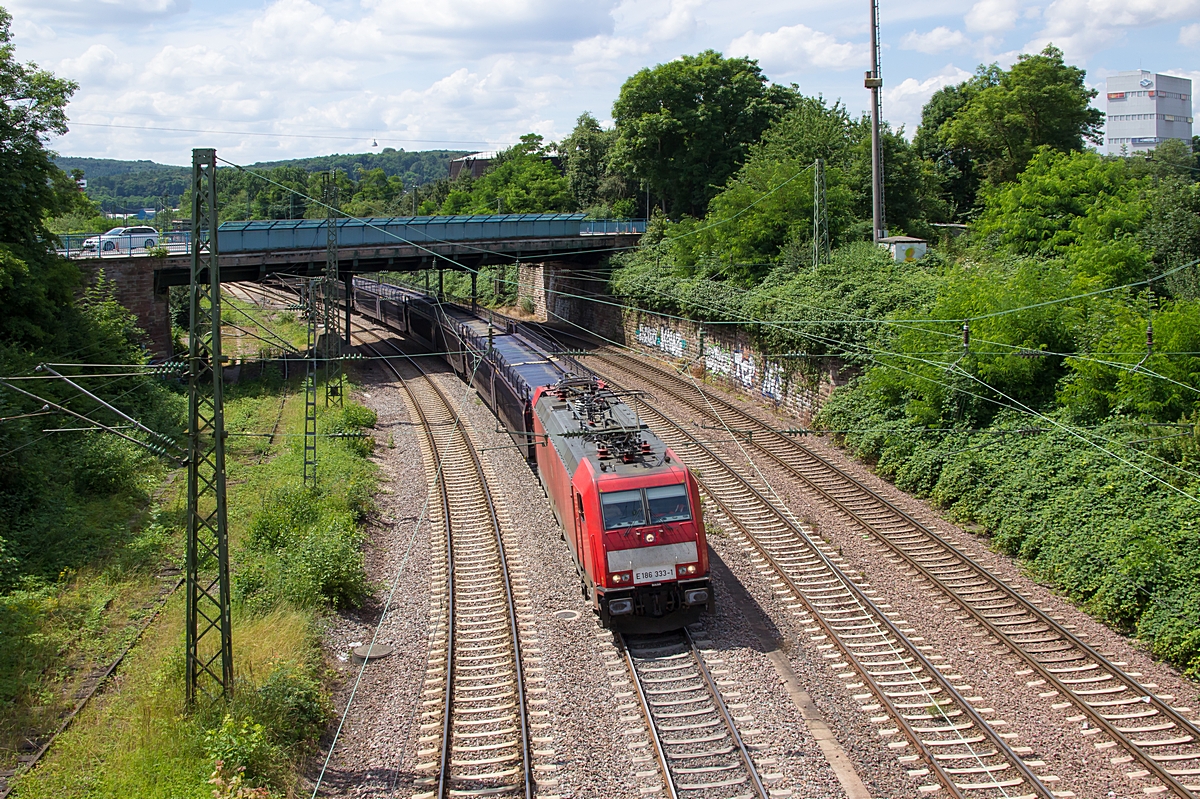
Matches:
[634,318,791,401]
[704,342,757,389]
[635,324,688,358]
[761,361,784,399]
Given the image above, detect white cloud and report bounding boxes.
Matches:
[883,65,974,135]
[11,0,1188,165]
[5,0,189,25]
[362,0,619,44]
[729,23,866,74]
[1032,0,1200,59]
[965,0,1021,33]
[901,27,969,54]
[1181,22,1200,46]
[58,45,134,86]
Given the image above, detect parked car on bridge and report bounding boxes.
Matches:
[81,226,159,254]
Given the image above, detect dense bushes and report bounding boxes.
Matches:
[609,138,1200,677]
[819,393,1200,677]
[0,281,184,591]
[234,403,376,614]
[610,240,941,367]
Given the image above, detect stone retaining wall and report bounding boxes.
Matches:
[618,309,853,426]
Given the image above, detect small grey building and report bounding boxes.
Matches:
[1106,71,1192,154]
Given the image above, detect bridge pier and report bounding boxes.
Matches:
[80,259,173,359]
[517,261,623,341]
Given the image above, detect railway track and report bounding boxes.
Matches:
[581,365,1057,798]
[353,327,534,799]
[584,344,1200,798]
[622,627,769,799]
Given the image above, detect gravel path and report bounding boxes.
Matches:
[307,351,435,796]
[616,360,1200,799]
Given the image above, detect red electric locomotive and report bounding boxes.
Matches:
[532,375,712,632]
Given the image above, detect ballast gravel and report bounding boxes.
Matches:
[314,329,865,799]
[423,363,640,799]
[428,363,861,799]
[610,359,1200,799]
[306,353,435,796]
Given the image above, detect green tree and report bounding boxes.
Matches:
[913,66,1001,217]
[845,116,947,238]
[440,134,571,214]
[0,6,82,347]
[665,96,857,278]
[975,148,1150,286]
[342,167,404,217]
[559,113,633,215]
[611,50,796,217]
[937,46,1103,188]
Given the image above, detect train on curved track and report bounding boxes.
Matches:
[352,279,713,631]
[533,375,711,632]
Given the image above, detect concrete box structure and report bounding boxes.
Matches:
[1106,71,1193,154]
[878,236,927,262]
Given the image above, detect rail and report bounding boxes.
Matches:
[593,359,1058,799]
[356,328,533,799]
[589,344,1200,799]
[620,627,769,799]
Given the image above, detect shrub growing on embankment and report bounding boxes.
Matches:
[610,147,1200,679]
[10,375,379,797]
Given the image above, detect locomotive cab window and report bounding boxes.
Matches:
[601,489,646,530]
[646,484,690,524]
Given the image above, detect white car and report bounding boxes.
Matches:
[82,226,159,253]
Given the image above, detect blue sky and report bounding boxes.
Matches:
[6,0,1198,166]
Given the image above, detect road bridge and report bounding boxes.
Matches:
[72,214,644,357]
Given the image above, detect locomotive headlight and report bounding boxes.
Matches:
[644,533,656,543]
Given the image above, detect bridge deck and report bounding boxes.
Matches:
[128,232,639,289]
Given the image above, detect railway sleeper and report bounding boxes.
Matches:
[662,731,728,746]
[944,764,1013,774]
[668,745,736,760]
[450,753,520,767]
[954,777,1028,790]
[654,707,715,720]
[659,718,722,732]
[447,767,521,782]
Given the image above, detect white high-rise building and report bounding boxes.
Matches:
[1105,71,1192,154]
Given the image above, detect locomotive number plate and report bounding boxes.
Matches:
[634,566,675,584]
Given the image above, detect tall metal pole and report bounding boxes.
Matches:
[304,279,319,488]
[812,158,829,269]
[185,148,233,705]
[322,172,344,407]
[866,0,885,242]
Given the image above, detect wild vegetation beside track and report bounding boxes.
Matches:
[9,364,378,798]
[594,53,1200,679]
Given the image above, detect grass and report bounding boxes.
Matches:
[218,295,311,359]
[9,368,378,797]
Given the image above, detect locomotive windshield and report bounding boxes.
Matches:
[601,489,646,530]
[601,485,691,529]
[646,484,691,523]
